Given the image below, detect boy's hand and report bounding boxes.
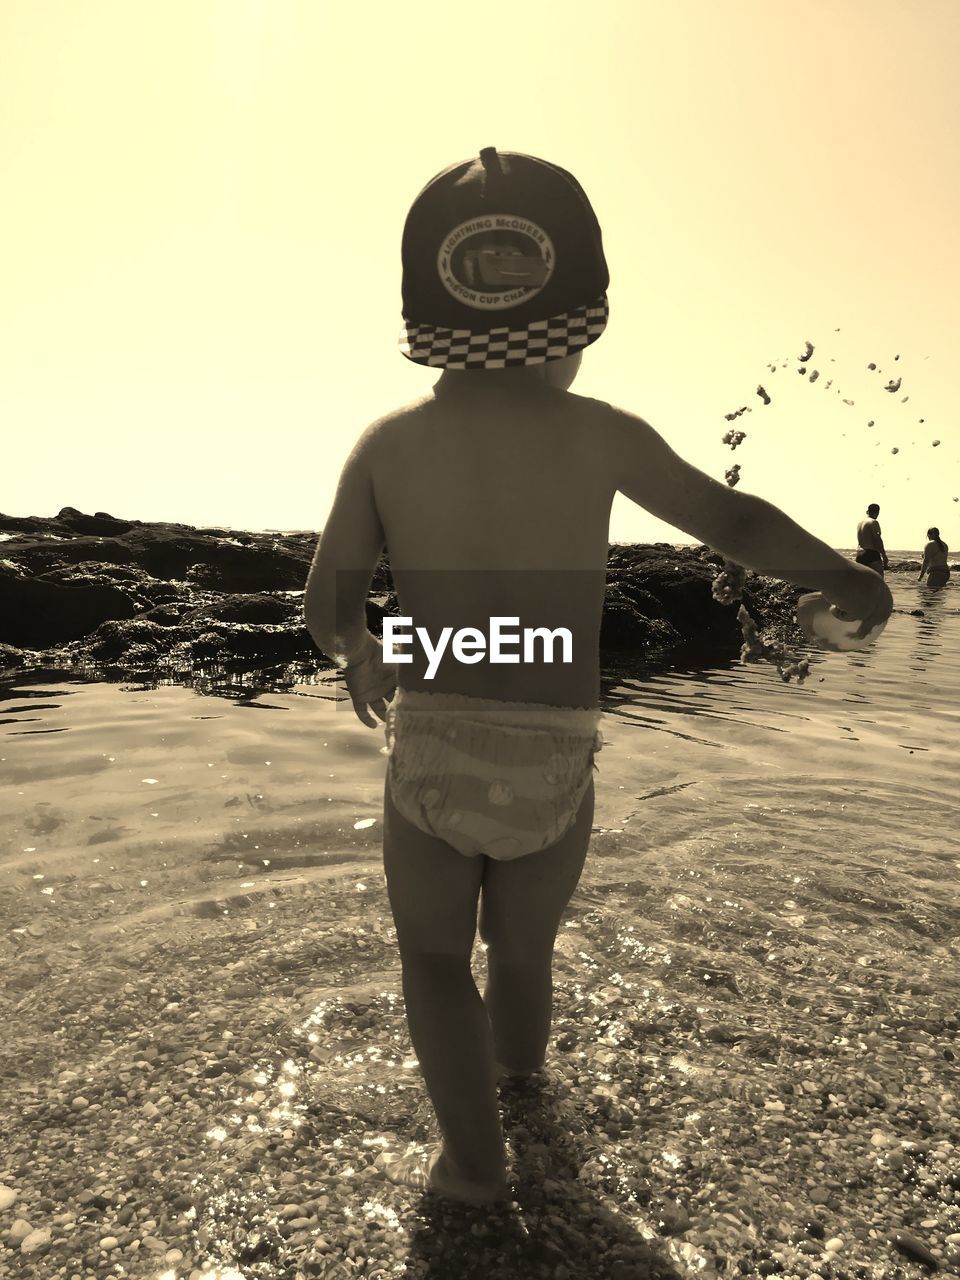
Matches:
[342,633,398,727]
[796,570,893,651]
[826,566,894,637]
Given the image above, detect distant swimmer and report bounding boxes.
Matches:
[918,527,950,588]
[856,503,889,574]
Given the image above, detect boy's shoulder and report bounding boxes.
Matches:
[352,389,655,457]
[348,395,434,457]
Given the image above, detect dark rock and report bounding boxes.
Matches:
[139,582,186,605]
[187,631,230,660]
[0,564,137,646]
[606,543,803,655]
[185,593,299,626]
[58,507,135,537]
[140,604,188,627]
[5,535,138,572]
[364,595,397,636]
[889,1230,939,1269]
[704,1023,744,1043]
[172,622,314,663]
[1,517,806,680]
[600,589,680,651]
[84,619,170,661]
[1,510,80,536]
[654,1198,691,1236]
[121,528,310,590]
[122,643,163,669]
[0,643,27,669]
[0,512,45,534]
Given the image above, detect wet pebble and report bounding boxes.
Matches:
[889,1229,939,1268]
[8,1218,33,1245]
[655,1199,691,1235]
[20,1226,52,1254]
[279,1202,309,1220]
[0,1184,18,1211]
[704,1023,743,1043]
[4,867,960,1280]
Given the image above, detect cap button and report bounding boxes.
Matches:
[479,147,503,199]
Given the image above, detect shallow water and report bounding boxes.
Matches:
[2,578,958,1017]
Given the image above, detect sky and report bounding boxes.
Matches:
[2,0,958,551]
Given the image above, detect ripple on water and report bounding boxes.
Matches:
[1,579,957,1012]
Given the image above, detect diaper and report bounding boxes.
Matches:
[384,689,602,861]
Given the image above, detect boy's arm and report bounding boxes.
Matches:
[303,427,396,725]
[610,408,891,625]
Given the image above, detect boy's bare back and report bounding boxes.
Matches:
[364,376,620,703]
[335,362,779,704]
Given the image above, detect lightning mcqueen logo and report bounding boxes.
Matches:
[437,215,555,310]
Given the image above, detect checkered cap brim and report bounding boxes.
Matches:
[400,295,608,369]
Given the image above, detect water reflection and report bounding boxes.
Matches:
[909,587,953,679]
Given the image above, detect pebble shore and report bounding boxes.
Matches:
[2,852,958,1280]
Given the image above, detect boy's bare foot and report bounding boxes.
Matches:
[496,1061,546,1084]
[378,1143,510,1205]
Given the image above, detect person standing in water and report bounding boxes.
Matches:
[918,527,950,587]
[303,147,893,1205]
[856,503,889,574]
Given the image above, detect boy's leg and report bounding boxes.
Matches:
[381,781,506,1190]
[479,780,593,1075]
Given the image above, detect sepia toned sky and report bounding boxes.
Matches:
[2,0,958,550]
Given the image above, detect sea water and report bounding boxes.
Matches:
[1,578,958,1023]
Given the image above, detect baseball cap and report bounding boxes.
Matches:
[400,147,609,370]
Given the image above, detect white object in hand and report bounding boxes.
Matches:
[796,594,887,652]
